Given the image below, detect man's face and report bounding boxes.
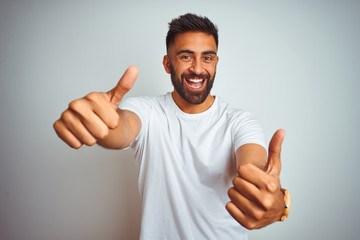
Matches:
[163,32,219,105]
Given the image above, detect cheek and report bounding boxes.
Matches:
[177,63,190,72]
[174,65,188,77]
[206,65,217,76]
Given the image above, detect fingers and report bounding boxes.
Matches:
[228,129,286,229]
[227,187,264,222]
[226,201,249,228]
[233,166,280,208]
[108,66,139,106]
[54,107,109,148]
[53,119,83,149]
[268,129,286,160]
[54,92,121,148]
[226,198,261,230]
[69,94,119,134]
[53,66,139,149]
[227,167,282,229]
[71,110,110,140]
[232,176,260,202]
[266,129,286,176]
[83,92,120,129]
[237,163,277,192]
[226,186,279,230]
[60,109,97,146]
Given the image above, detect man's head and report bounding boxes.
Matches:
[166,13,218,52]
[163,14,219,105]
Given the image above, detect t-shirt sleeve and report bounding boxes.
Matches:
[118,96,151,150]
[232,111,267,152]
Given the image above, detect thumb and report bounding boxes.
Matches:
[266,129,286,176]
[108,66,139,106]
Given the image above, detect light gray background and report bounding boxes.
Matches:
[1,0,359,239]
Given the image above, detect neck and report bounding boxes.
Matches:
[171,91,215,114]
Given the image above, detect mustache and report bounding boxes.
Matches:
[181,73,210,80]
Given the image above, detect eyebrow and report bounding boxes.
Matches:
[176,49,217,55]
[202,50,217,55]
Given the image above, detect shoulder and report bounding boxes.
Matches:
[120,94,167,109]
[216,97,255,122]
[216,97,266,146]
[119,93,172,122]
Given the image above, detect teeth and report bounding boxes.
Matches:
[188,79,203,83]
[186,78,204,89]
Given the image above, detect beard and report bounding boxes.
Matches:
[170,63,215,105]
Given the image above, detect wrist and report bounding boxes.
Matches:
[279,188,291,221]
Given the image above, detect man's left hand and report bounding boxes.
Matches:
[226,129,286,229]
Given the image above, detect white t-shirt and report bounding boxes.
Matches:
[120,93,266,240]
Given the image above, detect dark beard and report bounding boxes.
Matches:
[170,64,215,105]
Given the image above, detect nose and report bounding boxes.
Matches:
[189,58,204,75]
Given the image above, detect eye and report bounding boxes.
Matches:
[180,55,192,61]
[203,55,215,63]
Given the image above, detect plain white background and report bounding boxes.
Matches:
[1,0,359,239]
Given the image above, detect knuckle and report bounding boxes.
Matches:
[247,223,256,230]
[85,92,100,102]
[109,114,120,129]
[237,165,245,175]
[253,210,264,221]
[61,110,72,123]
[243,162,253,169]
[237,163,251,175]
[117,84,131,94]
[262,197,274,210]
[69,99,83,111]
[97,127,109,140]
[244,220,256,230]
[266,178,279,193]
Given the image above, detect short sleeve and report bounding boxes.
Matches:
[231,111,267,152]
[119,96,152,150]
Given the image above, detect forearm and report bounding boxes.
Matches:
[236,143,267,170]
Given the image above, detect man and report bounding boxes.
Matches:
[53,13,290,239]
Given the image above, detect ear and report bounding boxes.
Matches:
[163,55,171,74]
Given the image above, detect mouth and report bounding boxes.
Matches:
[184,77,206,90]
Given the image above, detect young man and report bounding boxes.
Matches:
[54,13,289,239]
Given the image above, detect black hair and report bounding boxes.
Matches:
[166,13,218,51]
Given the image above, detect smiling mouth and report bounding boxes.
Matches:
[185,78,205,90]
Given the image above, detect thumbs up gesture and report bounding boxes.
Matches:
[53,66,141,149]
[226,129,286,229]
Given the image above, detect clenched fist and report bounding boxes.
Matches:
[226,129,287,229]
[53,66,141,149]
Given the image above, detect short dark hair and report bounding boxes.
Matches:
[166,13,218,51]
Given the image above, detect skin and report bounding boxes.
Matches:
[53,66,141,149]
[227,130,286,229]
[53,31,286,230]
[163,32,218,113]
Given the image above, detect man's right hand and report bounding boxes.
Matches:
[53,66,140,149]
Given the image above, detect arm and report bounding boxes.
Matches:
[235,143,267,170]
[226,130,287,230]
[53,66,141,149]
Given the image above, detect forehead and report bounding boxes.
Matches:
[171,32,217,53]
